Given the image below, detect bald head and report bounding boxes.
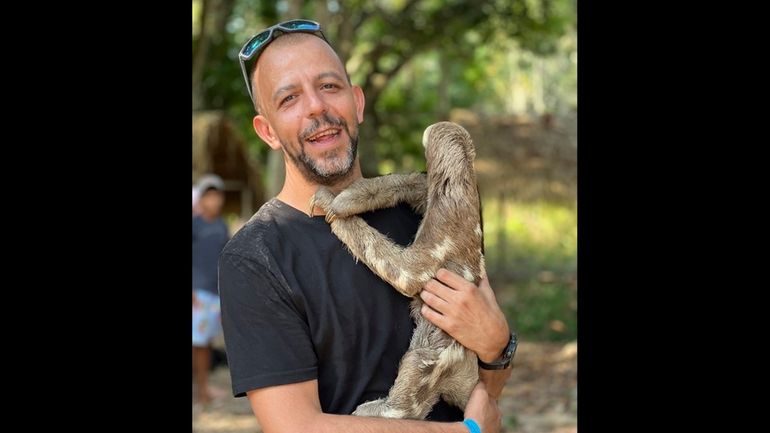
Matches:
[248,30,366,188]
[249,33,349,114]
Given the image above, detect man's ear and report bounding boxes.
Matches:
[253,115,282,150]
[352,85,366,124]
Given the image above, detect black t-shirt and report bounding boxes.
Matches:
[219,198,462,420]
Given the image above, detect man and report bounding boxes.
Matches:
[192,173,230,405]
[219,20,514,433]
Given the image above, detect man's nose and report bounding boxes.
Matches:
[304,88,327,118]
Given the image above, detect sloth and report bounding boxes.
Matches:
[310,121,484,419]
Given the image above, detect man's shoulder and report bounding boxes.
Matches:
[222,200,283,257]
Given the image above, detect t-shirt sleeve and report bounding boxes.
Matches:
[219,251,317,397]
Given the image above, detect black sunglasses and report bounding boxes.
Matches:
[238,19,328,108]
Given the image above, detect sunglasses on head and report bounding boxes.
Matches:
[238,19,328,108]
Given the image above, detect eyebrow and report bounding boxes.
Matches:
[317,71,346,83]
[271,71,347,104]
[272,84,299,104]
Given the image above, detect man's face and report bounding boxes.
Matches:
[252,35,365,186]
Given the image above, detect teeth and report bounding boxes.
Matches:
[308,129,339,141]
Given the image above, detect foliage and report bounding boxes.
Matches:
[483,199,577,342]
[193,0,577,172]
[504,279,577,342]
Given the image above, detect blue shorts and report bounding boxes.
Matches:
[193,289,221,347]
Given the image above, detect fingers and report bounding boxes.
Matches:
[419,287,449,313]
[420,302,447,329]
[434,268,476,292]
[477,275,498,304]
[422,277,457,302]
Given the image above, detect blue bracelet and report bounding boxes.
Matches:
[463,418,482,433]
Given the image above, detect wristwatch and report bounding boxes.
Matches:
[478,332,518,370]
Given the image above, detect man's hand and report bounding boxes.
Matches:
[463,382,502,433]
[419,269,510,363]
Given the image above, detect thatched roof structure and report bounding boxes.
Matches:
[193,110,264,220]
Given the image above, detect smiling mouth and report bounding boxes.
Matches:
[306,128,341,143]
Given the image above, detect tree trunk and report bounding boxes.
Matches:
[437,50,450,120]
[192,0,211,111]
[192,0,236,111]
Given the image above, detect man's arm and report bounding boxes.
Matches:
[478,365,513,401]
[248,379,500,433]
[419,269,513,399]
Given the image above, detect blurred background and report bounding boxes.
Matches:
[193,1,576,432]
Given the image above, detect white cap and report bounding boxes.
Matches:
[195,174,225,193]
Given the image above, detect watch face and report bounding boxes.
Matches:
[506,333,518,358]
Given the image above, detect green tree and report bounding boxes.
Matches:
[192,0,575,178]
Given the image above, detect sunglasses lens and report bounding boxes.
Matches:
[242,31,271,58]
[282,20,320,31]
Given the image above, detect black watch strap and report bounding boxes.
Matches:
[478,332,518,370]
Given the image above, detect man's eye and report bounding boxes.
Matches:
[322,83,337,90]
[280,95,296,105]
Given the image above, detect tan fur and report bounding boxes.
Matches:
[310,121,483,419]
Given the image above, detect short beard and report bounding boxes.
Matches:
[282,113,358,186]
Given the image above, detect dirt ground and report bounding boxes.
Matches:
[192,340,577,433]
